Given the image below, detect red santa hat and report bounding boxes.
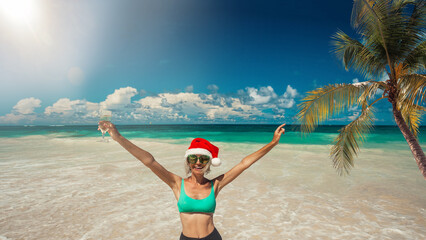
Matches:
[184,138,221,167]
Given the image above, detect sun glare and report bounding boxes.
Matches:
[0,0,38,26]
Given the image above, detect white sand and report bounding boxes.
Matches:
[0,136,425,239]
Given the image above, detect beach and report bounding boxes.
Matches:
[1,126,426,239]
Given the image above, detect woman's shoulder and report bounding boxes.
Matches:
[211,174,224,182]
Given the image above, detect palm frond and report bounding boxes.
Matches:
[397,1,426,65]
[332,30,386,78]
[330,106,375,176]
[350,0,425,71]
[297,84,366,133]
[403,40,426,71]
[358,80,388,104]
[351,0,382,31]
[397,73,426,108]
[351,0,391,49]
[400,104,425,137]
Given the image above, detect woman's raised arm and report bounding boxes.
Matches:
[214,124,285,193]
[99,121,181,191]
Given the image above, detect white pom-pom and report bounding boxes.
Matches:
[211,158,221,167]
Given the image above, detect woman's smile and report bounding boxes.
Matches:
[192,165,204,170]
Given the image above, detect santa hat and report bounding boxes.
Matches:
[184,138,221,167]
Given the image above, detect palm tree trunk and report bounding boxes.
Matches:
[392,107,426,179]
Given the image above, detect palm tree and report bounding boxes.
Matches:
[297,0,426,178]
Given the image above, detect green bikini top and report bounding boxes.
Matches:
[177,179,216,213]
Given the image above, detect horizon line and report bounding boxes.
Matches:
[1,123,424,127]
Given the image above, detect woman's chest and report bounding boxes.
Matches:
[185,184,211,199]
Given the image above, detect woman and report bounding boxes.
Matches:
[98,122,285,240]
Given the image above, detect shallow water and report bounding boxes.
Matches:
[0,135,425,240]
[1,125,425,148]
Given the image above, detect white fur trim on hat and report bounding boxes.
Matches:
[184,148,213,159]
[211,158,221,167]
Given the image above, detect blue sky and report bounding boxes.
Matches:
[0,0,397,125]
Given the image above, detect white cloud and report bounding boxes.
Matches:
[278,85,298,108]
[238,85,299,109]
[134,92,261,122]
[100,87,138,110]
[45,98,98,116]
[352,81,369,87]
[277,98,295,108]
[348,112,360,121]
[0,85,302,124]
[43,98,100,124]
[0,113,32,124]
[245,86,278,105]
[273,113,286,119]
[45,98,80,115]
[351,77,384,95]
[0,97,41,124]
[283,85,298,99]
[13,97,41,114]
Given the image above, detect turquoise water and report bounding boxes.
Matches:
[0,125,424,149]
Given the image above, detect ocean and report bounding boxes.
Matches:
[0,125,425,239]
[1,124,425,147]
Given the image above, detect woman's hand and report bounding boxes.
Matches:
[271,123,286,146]
[98,121,121,141]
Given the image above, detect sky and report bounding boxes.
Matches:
[0,0,399,125]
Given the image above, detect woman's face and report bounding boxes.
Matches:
[187,154,211,174]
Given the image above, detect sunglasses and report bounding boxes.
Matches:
[187,155,211,164]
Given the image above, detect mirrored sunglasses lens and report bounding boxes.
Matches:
[199,155,211,164]
[187,155,198,164]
